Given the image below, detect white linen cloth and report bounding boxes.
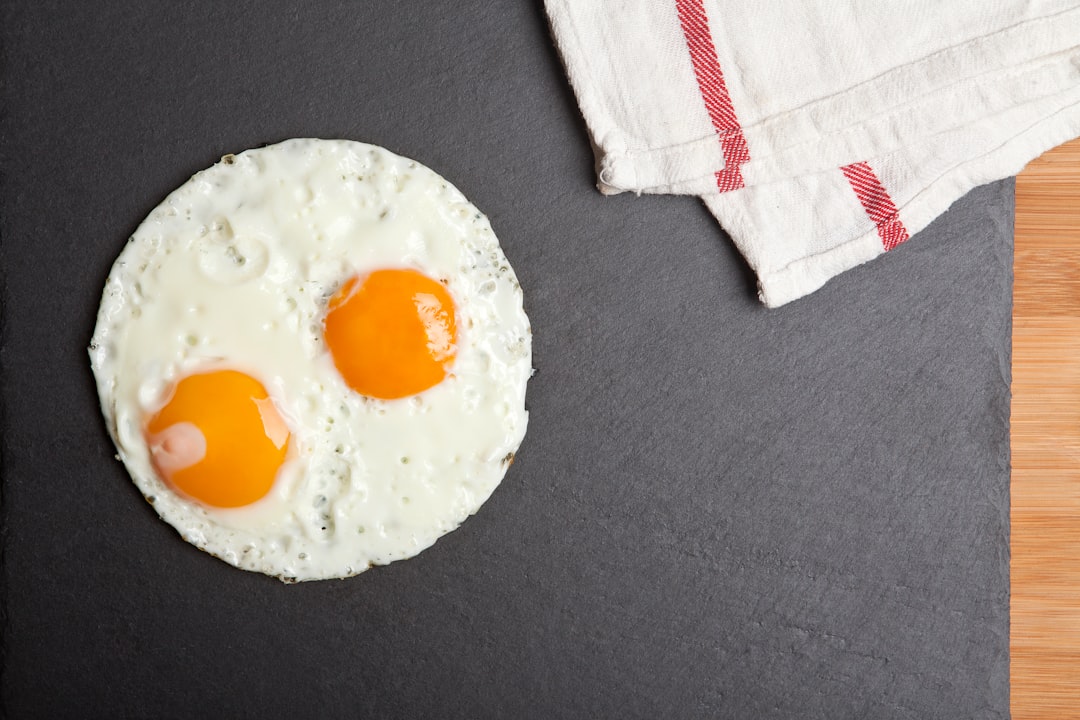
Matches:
[545,0,1080,306]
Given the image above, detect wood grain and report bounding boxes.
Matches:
[1012,135,1080,719]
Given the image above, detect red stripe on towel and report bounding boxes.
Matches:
[840,162,910,251]
[675,0,748,192]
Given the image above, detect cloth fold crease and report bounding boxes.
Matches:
[546,0,1080,305]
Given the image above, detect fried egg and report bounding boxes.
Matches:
[89,138,531,582]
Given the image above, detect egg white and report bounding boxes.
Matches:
[90,138,531,582]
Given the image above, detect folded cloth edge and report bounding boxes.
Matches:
[601,47,1080,195]
[548,0,1080,196]
[730,101,1080,307]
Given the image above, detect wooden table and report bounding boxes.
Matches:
[1012,135,1080,718]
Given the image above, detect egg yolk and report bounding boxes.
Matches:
[324,268,458,400]
[145,370,290,508]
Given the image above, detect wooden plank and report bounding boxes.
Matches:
[1012,135,1080,719]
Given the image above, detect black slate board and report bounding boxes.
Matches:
[1,2,1010,718]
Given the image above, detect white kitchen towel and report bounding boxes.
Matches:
[546,0,1080,306]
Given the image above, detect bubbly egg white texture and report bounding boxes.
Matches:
[90,138,531,582]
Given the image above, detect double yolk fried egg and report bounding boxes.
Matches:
[89,139,531,582]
